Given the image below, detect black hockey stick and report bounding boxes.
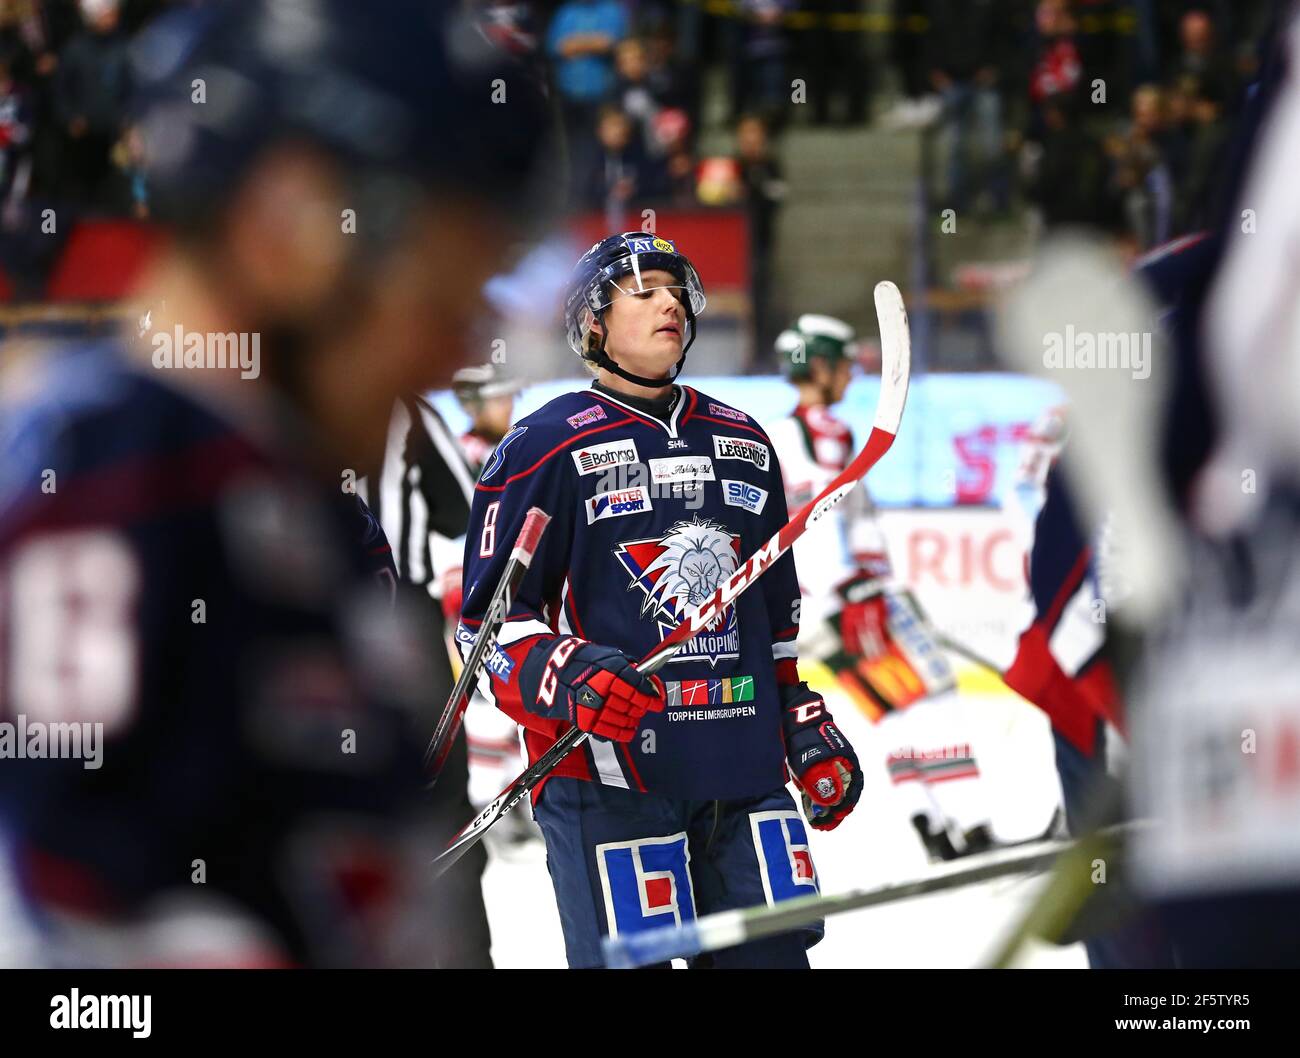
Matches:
[432,281,912,878]
[422,506,551,784]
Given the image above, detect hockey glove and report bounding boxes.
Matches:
[526,638,666,743]
[781,683,862,831]
[836,567,890,661]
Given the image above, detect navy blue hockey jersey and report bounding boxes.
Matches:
[459,384,803,801]
[0,342,433,966]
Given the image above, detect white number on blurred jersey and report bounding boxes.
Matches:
[5,531,139,731]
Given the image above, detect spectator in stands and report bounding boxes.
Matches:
[546,0,627,156]
[925,0,1011,213]
[801,0,869,126]
[735,112,785,368]
[1170,70,1230,233]
[890,0,932,110]
[53,0,132,211]
[0,46,32,222]
[640,10,690,114]
[614,37,666,155]
[1024,96,1106,230]
[652,106,698,207]
[1167,9,1235,112]
[729,0,791,124]
[0,1,54,88]
[1027,0,1083,133]
[577,104,667,218]
[1105,84,1174,251]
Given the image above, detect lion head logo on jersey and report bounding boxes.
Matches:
[614,517,741,665]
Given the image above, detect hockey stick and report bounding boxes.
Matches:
[422,506,551,784]
[432,281,912,878]
[934,631,1005,680]
[602,820,1142,968]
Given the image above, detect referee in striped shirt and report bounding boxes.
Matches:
[360,392,492,968]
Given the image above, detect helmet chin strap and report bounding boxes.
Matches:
[589,306,696,389]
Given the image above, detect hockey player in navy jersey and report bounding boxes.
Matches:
[0,1,546,967]
[457,233,863,968]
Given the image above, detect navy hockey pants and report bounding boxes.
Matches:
[533,777,824,968]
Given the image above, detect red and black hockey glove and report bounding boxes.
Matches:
[781,683,862,831]
[835,564,890,662]
[524,638,666,743]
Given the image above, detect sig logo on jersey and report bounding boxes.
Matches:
[587,486,653,524]
[596,833,695,938]
[573,438,639,476]
[615,516,741,665]
[713,435,769,470]
[647,455,714,484]
[722,479,768,515]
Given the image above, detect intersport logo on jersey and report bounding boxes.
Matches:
[713,435,769,470]
[587,486,653,523]
[572,439,639,476]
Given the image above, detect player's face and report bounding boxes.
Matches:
[601,268,687,378]
[829,357,853,403]
[478,394,515,439]
[316,199,513,466]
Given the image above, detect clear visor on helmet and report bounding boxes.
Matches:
[593,254,706,315]
[568,251,707,355]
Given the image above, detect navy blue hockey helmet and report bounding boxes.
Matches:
[564,232,707,388]
[132,0,549,237]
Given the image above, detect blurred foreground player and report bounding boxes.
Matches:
[457,233,863,968]
[769,315,993,861]
[0,0,545,966]
[360,389,494,965]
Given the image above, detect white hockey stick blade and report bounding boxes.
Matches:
[872,280,910,435]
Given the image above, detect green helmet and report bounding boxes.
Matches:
[775,314,856,380]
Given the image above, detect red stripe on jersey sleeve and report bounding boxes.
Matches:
[775,658,800,686]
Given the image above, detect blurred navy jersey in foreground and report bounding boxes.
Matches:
[0,343,435,967]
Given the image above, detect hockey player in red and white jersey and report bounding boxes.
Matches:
[767,314,994,860]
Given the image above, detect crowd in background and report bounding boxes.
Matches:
[0,0,1281,287]
[914,0,1274,251]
